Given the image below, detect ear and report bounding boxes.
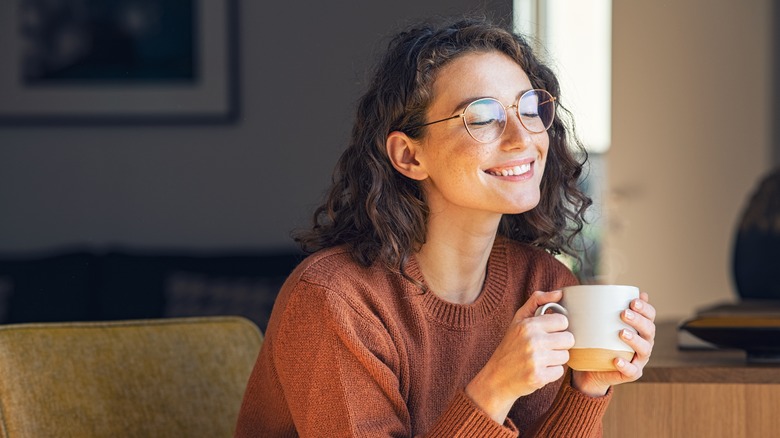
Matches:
[386,131,428,181]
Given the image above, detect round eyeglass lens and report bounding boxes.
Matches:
[463,98,506,143]
[518,90,555,133]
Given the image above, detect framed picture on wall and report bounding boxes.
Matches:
[0,0,238,124]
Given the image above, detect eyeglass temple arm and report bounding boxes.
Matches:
[410,113,464,129]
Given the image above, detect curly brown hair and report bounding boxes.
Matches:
[295,16,592,272]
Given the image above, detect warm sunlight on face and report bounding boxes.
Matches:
[415,50,550,223]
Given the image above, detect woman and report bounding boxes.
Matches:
[236,17,656,437]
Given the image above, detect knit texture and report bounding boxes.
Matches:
[235,237,611,437]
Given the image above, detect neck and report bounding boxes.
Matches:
[415,212,501,304]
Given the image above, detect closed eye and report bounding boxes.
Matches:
[469,118,500,127]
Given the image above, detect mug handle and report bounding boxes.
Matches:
[534,302,568,317]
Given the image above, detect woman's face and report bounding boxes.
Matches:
[414,50,550,222]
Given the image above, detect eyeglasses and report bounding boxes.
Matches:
[408,89,556,143]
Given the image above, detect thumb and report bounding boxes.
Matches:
[516,290,563,320]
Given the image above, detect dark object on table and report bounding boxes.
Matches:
[732,167,780,300]
[679,300,780,363]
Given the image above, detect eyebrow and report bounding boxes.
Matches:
[447,89,533,116]
[450,97,485,115]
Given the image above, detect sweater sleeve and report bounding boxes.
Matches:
[522,370,612,437]
[271,280,520,437]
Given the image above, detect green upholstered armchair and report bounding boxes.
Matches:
[0,316,262,437]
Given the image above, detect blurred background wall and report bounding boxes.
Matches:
[0,0,512,254]
[606,0,774,320]
[0,0,776,321]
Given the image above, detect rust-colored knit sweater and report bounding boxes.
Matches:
[235,237,612,437]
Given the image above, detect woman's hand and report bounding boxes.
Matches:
[571,292,656,397]
[466,290,575,424]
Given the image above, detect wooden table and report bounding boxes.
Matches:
[603,321,780,437]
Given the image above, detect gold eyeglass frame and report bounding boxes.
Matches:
[408,88,556,143]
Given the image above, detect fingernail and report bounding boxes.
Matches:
[624,309,635,320]
[616,358,626,368]
[634,299,643,311]
[621,329,634,340]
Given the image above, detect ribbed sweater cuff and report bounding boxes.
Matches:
[532,371,612,437]
[427,389,518,438]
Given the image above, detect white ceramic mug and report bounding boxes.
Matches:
[534,285,639,371]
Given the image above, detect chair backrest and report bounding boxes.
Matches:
[0,316,262,438]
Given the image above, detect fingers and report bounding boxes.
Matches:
[623,292,656,338]
[547,350,570,367]
[529,351,568,389]
[527,363,567,393]
[513,314,570,355]
[619,293,656,374]
[490,313,573,398]
[545,364,566,382]
[620,328,652,359]
[615,355,643,380]
[535,313,569,333]
[516,290,563,319]
[622,308,655,339]
[545,330,575,350]
[621,310,654,365]
[623,301,656,341]
[632,295,656,322]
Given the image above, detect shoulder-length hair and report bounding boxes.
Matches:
[295,17,592,273]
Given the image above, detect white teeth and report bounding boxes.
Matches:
[487,163,531,177]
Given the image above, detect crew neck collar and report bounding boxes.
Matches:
[403,237,510,329]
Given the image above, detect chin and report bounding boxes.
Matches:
[504,193,541,214]
[503,201,540,215]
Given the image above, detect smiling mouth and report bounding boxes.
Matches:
[484,163,532,177]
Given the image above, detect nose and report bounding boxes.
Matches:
[500,106,536,150]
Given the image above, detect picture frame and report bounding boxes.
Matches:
[0,0,238,124]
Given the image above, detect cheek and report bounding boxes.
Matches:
[538,137,551,169]
[425,136,488,172]
[540,133,551,156]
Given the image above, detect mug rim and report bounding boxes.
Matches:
[562,284,639,291]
